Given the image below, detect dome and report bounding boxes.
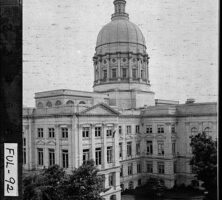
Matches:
[96,19,146,49]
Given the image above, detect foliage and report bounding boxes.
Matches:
[23,160,104,200]
[190,132,217,199]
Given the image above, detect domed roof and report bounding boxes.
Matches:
[96,19,146,48]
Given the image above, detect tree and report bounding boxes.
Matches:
[190,132,217,199]
[23,161,104,200]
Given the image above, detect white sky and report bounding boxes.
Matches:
[23,0,218,107]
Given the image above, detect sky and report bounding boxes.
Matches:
[23,0,218,107]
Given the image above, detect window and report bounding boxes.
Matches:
[62,150,69,168]
[83,149,90,164]
[119,143,122,158]
[37,102,43,108]
[62,128,68,138]
[128,181,134,189]
[137,162,141,173]
[108,173,114,186]
[138,179,142,186]
[146,125,152,134]
[23,148,26,164]
[79,101,86,104]
[66,100,74,105]
[95,127,101,137]
[141,70,145,79]
[126,125,131,134]
[48,128,55,138]
[37,128,43,138]
[55,100,62,106]
[128,163,133,175]
[172,142,176,155]
[120,183,124,191]
[23,138,26,146]
[127,142,132,157]
[157,125,164,133]
[174,161,177,173]
[172,125,175,133]
[110,194,116,200]
[146,141,153,155]
[132,68,137,79]
[136,142,140,155]
[158,142,164,155]
[135,125,140,134]
[120,165,123,177]
[103,69,107,79]
[191,127,197,135]
[106,127,113,137]
[147,162,153,173]
[107,146,113,163]
[49,149,55,166]
[119,126,122,134]
[122,68,127,78]
[37,148,44,166]
[112,68,117,78]
[95,148,102,165]
[82,127,89,138]
[46,101,52,107]
[204,127,211,135]
[158,162,165,174]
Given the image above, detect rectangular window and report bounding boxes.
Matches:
[135,125,140,134]
[138,179,142,186]
[23,148,26,164]
[48,128,55,138]
[112,68,117,78]
[107,146,113,163]
[108,173,114,186]
[122,68,127,78]
[62,128,68,138]
[103,69,107,79]
[83,149,90,164]
[37,148,44,166]
[127,142,132,157]
[158,162,165,174]
[62,150,69,168]
[147,162,153,173]
[128,163,133,175]
[82,127,89,138]
[146,141,153,155]
[37,128,43,138]
[119,126,122,135]
[136,142,140,155]
[106,127,113,137]
[137,162,141,173]
[49,149,55,166]
[146,125,152,134]
[120,165,123,177]
[141,69,145,79]
[95,127,101,137]
[23,138,26,146]
[132,68,137,79]
[126,125,131,134]
[172,125,175,133]
[172,142,176,155]
[157,125,164,133]
[174,161,177,173]
[119,143,122,158]
[158,142,164,155]
[95,148,102,165]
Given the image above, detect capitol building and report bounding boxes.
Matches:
[23,0,217,199]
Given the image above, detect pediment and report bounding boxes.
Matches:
[46,140,56,145]
[78,103,120,116]
[36,140,45,145]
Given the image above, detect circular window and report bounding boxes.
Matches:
[55,100,62,106]
[112,58,116,63]
[46,101,52,107]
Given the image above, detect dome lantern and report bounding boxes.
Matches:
[111,0,129,20]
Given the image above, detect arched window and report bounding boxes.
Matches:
[191,127,198,135]
[79,101,86,104]
[66,100,74,105]
[204,127,211,135]
[37,102,43,108]
[110,195,116,200]
[46,101,52,107]
[128,181,134,190]
[55,100,62,106]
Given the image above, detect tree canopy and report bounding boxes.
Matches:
[23,160,104,200]
[190,132,217,199]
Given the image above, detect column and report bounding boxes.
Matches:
[98,57,101,83]
[115,171,121,190]
[107,57,110,82]
[114,124,119,166]
[55,124,60,166]
[198,122,203,133]
[93,61,96,83]
[165,123,172,157]
[91,124,95,161]
[129,55,132,81]
[122,125,126,160]
[72,115,78,168]
[104,173,109,188]
[185,122,191,155]
[43,125,48,167]
[138,56,141,82]
[24,125,30,169]
[67,124,73,169]
[102,124,107,169]
[117,53,121,81]
[78,124,83,166]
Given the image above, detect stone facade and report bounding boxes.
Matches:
[23,1,217,200]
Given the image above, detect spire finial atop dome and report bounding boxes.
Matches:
[111,0,129,20]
